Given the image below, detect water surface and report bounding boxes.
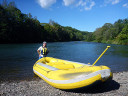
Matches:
[0,41,128,81]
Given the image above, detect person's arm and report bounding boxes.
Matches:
[37,47,41,56]
[37,49,40,55]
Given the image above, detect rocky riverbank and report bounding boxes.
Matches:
[0,72,128,96]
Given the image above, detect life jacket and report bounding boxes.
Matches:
[40,47,48,55]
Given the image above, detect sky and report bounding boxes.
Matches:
[2,0,128,32]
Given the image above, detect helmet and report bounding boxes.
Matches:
[43,41,47,44]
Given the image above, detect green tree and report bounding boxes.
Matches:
[117,24,128,45]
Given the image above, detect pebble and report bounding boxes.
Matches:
[0,72,128,96]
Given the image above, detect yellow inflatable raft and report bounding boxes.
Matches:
[33,57,112,90]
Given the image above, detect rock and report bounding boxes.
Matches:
[0,72,128,96]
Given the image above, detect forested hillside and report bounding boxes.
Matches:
[91,19,128,45]
[40,21,86,42]
[0,1,87,43]
[0,1,128,45]
[0,1,43,43]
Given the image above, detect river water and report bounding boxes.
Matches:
[0,41,128,81]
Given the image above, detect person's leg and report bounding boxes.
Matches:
[39,56,43,59]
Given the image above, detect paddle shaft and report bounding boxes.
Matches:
[92,46,110,66]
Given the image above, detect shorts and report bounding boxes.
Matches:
[39,56,43,59]
[39,55,46,59]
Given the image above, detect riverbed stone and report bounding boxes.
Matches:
[0,72,128,96]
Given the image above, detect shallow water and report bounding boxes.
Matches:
[0,41,128,81]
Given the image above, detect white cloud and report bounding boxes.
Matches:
[37,0,56,8]
[123,3,128,8]
[101,0,121,7]
[85,1,95,10]
[77,0,95,11]
[112,0,120,5]
[77,0,86,7]
[63,0,76,6]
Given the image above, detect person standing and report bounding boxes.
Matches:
[37,41,49,59]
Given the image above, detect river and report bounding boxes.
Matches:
[0,41,128,81]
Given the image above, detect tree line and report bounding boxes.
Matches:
[87,18,128,45]
[0,1,87,43]
[0,0,128,45]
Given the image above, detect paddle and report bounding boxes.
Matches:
[92,46,110,66]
